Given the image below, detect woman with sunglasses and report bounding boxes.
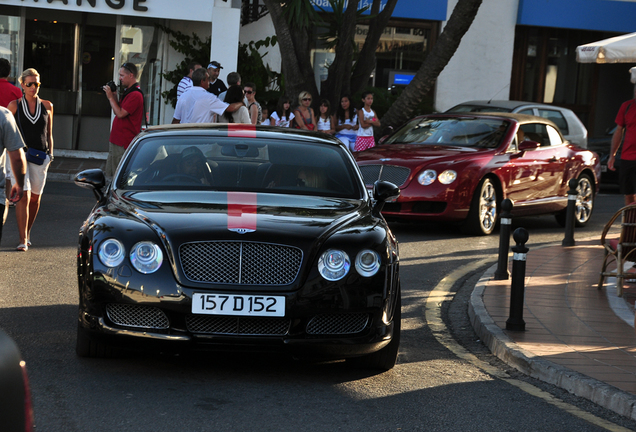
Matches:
[293,91,316,131]
[7,68,53,252]
[243,82,262,125]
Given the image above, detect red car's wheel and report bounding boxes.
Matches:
[463,177,498,235]
[555,174,595,227]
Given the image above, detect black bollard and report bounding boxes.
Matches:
[494,199,513,280]
[562,178,578,247]
[506,227,529,331]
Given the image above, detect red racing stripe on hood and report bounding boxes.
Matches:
[227,124,256,138]
[227,192,257,232]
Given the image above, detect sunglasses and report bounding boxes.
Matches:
[302,98,312,102]
[24,82,41,88]
[121,62,135,74]
[244,90,254,94]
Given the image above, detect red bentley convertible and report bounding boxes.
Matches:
[354,113,600,235]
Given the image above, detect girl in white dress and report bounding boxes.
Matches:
[270,97,295,127]
[354,91,381,152]
[316,99,335,134]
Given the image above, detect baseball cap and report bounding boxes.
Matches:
[181,146,206,162]
[208,61,223,69]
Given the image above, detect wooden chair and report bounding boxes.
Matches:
[599,204,636,296]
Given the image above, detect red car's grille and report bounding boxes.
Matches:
[358,165,410,187]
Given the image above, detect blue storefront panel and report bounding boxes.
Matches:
[518,0,636,33]
[311,0,447,21]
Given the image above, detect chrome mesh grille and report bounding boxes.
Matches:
[359,165,410,187]
[180,241,302,285]
[306,313,369,335]
[106,304,169,330]
[186,315,290,336]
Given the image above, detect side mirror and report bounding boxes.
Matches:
[518,140,540,151]
[372,180,400,216]
[378,126,394,145]
[75,169,106,201]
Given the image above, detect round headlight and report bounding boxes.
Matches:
[438,170,457,185]
[418,169,437,185]
[318,249,350,281]
[98,238,125,267]
[355,250,381,277]
[130,241,163,274]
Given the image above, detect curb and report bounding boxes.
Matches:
[55,149,108,160]
[469,263,636,420]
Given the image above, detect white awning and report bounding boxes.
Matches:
[576,32,636,64]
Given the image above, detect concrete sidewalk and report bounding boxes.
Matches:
[469,237,636,420]
[47,150,107,182]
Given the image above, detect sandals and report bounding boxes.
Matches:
[27,240,32,247]
[16,243,28,252]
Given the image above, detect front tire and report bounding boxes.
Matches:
[555,174,595,227]
[76,323,120,358]
[463,177,498,235]
[347,292,401,371]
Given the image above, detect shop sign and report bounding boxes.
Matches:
[4,0,213,21]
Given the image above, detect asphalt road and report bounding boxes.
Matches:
[1,181,635,431]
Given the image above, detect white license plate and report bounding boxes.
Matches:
[192,293,285,317]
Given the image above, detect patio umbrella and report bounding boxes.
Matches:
[576,32,636,64]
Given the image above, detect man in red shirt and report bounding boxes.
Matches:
[609,85,636,204]
[103,62,143,179]
[0,59,23,206]
[0,59,22,108]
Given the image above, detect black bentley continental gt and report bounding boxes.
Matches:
[75,124,401,370]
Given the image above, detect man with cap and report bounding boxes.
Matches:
[206,61,227,96]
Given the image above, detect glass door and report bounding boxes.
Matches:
[23,11,118,151]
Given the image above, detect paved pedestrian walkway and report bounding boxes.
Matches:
[470,235,636,420]
[47,150,107,182]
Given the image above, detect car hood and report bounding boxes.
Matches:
[108,190,366,245]
[355,144,494,165]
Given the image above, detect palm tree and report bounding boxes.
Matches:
[262,0,483,131]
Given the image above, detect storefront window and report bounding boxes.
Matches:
[24,20,76,92]
[314,22,435,93]
[0,12,21,83]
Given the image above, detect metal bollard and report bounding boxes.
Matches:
[562,178,578,247]
[494,199,513,280]
[506,227,529,332]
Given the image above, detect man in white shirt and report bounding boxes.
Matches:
[176,61,202,101]
[172,68,241,124]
